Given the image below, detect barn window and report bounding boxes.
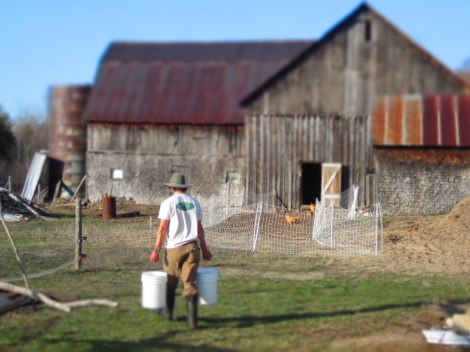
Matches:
[365,20,372,42]
[110,168,123,180]
[226,171,240,184]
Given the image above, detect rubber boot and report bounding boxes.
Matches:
[186,294,198,329]
[159,287,176,321]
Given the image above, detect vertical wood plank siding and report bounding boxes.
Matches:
[246,115,371,208]
[246,12,465,119]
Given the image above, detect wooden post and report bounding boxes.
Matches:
[75,198,83,270]
[53,181,62,203]
[70,175,87,202]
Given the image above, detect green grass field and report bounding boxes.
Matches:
[2,214,470,351]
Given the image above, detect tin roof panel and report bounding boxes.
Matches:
[372,94,470,147]
[83,41,313,124]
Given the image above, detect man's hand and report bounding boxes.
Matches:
[202,248,213,261]
[150,250,160,263]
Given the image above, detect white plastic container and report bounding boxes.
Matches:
[141,271,167,309]
[197,268,219,305]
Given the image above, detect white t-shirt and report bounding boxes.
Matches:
[158,192,203,249]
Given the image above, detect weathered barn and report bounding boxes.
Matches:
[242,3,468,210]
[242,3,467,116]
[48,3,469,214]
[81,41,312,205]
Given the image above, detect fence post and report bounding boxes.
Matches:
[210,194,214,226]
[379,202,384,255]
[330,203,334,248]
[252,202,263,252]
[75,198,83,270]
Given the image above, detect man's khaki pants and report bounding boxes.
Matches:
[164,241,200,297]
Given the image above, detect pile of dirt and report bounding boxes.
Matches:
[345,195,470,275]
[428,195,470,234]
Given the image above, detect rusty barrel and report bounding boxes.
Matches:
[102,196,117,219]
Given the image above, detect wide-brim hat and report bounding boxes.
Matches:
[164,172,190,188]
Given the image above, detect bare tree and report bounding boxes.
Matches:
[0,107,16,162]
[12,114,49,168]
[0,112,50,192]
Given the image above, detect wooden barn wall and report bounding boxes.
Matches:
[87,123,245,206]
[245,115,372,208]
[248,11,465,117]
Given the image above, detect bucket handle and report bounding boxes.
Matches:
[142,262,163,273]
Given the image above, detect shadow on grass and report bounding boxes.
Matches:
[45,329,237,352]
[200,300,432,328]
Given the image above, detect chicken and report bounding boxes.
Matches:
[285,213,301,224]
[306,203,316,217]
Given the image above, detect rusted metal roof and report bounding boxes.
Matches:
[103,41,313,63]
[371,95,470,146]
[83,41,313,124]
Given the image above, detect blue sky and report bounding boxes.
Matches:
[1,0,469,119]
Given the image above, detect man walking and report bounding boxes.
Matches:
[150,172,213,329]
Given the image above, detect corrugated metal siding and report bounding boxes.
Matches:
[83,41,313,124]
[371,95,470,146]
[459,95,470,145]
[423,96,439,145]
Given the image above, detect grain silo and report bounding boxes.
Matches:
[48,85,91,197]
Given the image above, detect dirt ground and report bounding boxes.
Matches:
[348,194,470,276]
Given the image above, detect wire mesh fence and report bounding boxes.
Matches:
[1,185,384,282]
[0,218,76,282]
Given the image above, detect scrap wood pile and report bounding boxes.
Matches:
[0,282,118,314]
[0,187,44,221]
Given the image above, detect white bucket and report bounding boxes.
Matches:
[141,271,167,309]
[197,268,219,305]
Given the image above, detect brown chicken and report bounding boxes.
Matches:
[306,203,316,217]
[285,213,301,224]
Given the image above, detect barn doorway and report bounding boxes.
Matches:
[301,163,322,205]
[301,162,350,206]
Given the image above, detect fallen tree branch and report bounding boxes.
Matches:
[0,282,71,312]
[66,299,119,308]
[0,282,118,313]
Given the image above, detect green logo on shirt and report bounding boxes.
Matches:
[176,202,195,211]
